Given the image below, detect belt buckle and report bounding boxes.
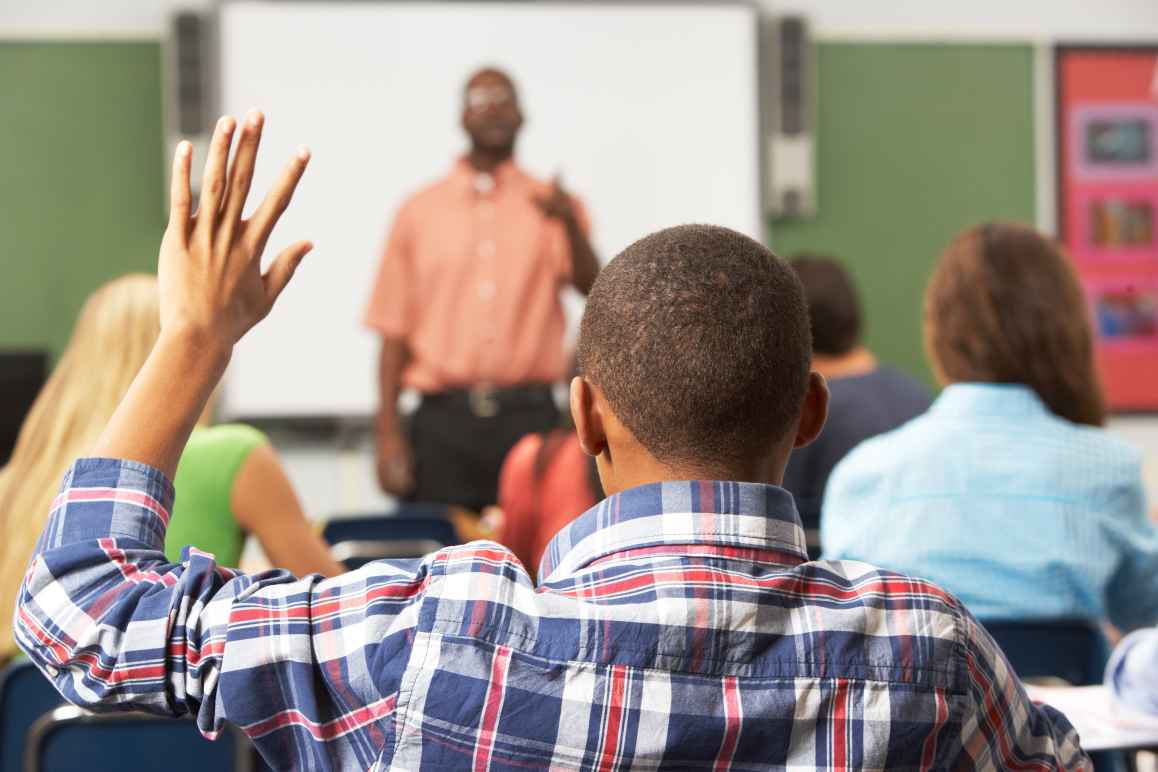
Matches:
[469,385,500,418]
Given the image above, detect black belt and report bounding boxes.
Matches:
[420,384,555,418]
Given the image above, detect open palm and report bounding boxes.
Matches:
[159,111,312,348]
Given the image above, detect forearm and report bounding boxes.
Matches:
[377,338,409,432]
[92,328,230,480]
[564,217,600,295]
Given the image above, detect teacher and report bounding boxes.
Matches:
[365,67,600,511]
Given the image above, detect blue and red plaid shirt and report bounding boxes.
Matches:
[16,459,1088,770]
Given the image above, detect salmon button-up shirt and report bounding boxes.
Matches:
[364,158,590,393]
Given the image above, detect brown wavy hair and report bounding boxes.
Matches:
[924,222,1105,427]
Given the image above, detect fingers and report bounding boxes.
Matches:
[167,141,193,238]
[263,240,314,305]
[219,110,264,232]
[195,116,237,232]
[248,146,311,256]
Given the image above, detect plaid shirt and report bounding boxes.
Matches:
[16,459,1088,771]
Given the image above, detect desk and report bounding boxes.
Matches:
[1026,684,1158,753]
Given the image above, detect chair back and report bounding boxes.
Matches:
[981,618,1109,686]
[0,661,63,772]
[323,505,459,569]
[25,706,251,772]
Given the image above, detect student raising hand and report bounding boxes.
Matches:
[94,112,311,479]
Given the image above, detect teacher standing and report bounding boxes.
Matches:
[365,67,600,511]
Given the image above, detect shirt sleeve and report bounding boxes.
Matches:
[1106,626,1158,715]
[15,458,428,771]
[364,202,415,339]
[951,606,1091,770]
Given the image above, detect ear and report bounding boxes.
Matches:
[793,372,829,449]
[570,376,607,457]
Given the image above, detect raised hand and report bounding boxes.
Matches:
[532,176,577,225]
[92,111,313,478]
[159,111,312,353]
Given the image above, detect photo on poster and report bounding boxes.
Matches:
[1069,105,1158,180]
[1093,284,1158,345]
[1089,197,1155,247]
[1085,119,1151,165]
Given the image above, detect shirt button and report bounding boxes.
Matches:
[478,280,496,300]
[477,240,496,258]
[474,174,495,195]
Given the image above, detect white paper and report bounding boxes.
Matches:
[1026,684,1158,752]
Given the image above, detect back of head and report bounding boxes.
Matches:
[925,221,1105,426]
[578,224,811,470]
[0,273,159,660]
[790,254,862,356]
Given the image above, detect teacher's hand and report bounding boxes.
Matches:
[160,111,313,353]
[532,176,578,225]
[376,427,416,498]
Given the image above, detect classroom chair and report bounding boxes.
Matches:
[322,504,459,569]
[981,618,1109,686]
[0,660,63,772]
[24,706,252,772]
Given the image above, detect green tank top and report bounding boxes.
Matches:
[164,424,267,567]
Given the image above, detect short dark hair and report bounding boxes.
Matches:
[578,224,811,467]
[789,254,862,356]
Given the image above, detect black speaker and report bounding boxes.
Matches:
[173,12,210,136]
[763,15,816,219]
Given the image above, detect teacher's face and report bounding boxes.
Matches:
[462,71,523,152]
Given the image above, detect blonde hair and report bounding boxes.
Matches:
[0,274,159,661]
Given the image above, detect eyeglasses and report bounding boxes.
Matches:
[466,85,514,111]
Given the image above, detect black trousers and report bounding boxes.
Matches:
[408,385,559,512]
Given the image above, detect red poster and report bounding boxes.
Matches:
[1057,46,1158,410]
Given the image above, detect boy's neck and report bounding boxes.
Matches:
[600,450,786,497]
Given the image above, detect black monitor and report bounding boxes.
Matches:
[0,351,48,466]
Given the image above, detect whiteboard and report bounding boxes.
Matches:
[219,1,762,418]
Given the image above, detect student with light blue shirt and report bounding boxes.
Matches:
[822,222,1158,631]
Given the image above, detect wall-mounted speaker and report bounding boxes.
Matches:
[166,10,217,198]
[763,15,816,219]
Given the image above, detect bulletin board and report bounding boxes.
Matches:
[1057,46,1158,411]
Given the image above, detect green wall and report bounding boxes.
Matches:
[0,41,1036,381]
[770,43,1037,386]
[0,42,165,360]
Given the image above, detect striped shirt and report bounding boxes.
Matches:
[16,458,1088,770]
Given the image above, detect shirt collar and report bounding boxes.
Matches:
[930,382,1050,419]
[451,156,523,193]
[538,480,808,584]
